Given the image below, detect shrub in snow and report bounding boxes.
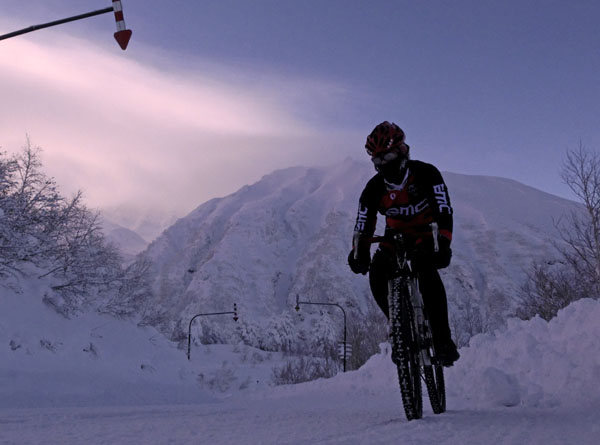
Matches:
[452,288,511,347]
[140,363,156,373]
[259,314,299,352]
[83,342,98,357]
[517,261,587,321]
[39,338,62,353]
[236,320,263,349]
[271,356,338,385]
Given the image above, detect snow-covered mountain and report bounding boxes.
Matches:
[99,217,148,260]
[139,158,580,345]
[101,204,180,243]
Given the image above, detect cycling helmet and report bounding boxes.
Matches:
[365,121,409,157]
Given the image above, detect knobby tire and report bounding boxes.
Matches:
[424,363,446,414]
[421,307,446,414]
[389,278,422,421]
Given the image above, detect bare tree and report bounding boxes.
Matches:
[101,256,154,317]
[517,143,600,320]
[557,143,600,295]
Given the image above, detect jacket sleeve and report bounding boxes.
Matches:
[351,176,382,250]
[421,163,453,241]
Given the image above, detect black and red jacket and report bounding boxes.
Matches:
[353,160,453,250]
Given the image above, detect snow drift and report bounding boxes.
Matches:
[447,297,600,409]
[274,297,599,411]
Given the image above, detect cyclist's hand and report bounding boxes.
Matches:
[435,235,452,269]
[348,249,370,275]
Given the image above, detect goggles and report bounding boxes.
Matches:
[371,150,399,167]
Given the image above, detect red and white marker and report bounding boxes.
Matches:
[112,0,132,50]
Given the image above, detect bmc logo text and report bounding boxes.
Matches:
[386,198,429,217]
[354,205,368,231]
[433,184,452,214]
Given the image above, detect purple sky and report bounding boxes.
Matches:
[1,1,598,215]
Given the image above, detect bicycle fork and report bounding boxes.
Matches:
[411,279,434,367]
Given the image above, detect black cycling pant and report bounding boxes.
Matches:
[369,249,452,347]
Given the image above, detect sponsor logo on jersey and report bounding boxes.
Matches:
[385,198,429,217]
[354,204,368,231]
[433,184,452,214]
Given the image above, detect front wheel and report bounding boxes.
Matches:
[389,279,422,421]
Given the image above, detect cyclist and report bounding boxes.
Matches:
[348,121,460,367]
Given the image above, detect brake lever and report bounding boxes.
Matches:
[431,222,439,253]
[353,233,361,260]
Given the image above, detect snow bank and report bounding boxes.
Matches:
[0,279,285,408]
[446,298,600,408]
[272,298,600,412]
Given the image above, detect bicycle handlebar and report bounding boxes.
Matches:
[353,222,440,260]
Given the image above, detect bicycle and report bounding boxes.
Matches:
[357,223,446,421]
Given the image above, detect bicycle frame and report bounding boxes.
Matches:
[387,233,434,367]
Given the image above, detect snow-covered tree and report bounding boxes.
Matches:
[0,139,150,316]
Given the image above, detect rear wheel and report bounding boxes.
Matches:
[421,311,446,414]
[424,364,446,414]
[389,278,422,421]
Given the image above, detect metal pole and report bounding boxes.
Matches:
[343,306,347,372]
[0,7,114,41]
[295,295,348,372]
[187,304,238,360]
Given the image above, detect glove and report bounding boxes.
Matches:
[435,235,452,269]
[348,249,371,275]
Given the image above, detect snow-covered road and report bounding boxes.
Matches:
[1,385,598,445]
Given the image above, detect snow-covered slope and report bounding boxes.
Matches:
[139,158,580,344]
[0,278,280,409]
[0,278,209,408]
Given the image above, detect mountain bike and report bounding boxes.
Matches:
[360,223,446,421]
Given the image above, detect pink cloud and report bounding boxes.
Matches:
[0,30,359,214]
